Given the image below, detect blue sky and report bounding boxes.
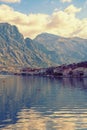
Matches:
[0,0,87,38]
[0,0,86,18]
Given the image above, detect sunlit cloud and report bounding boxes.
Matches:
[64,4,81,14]
[60,0,72,3]
[0,4,87,39]
[0,0,20,3]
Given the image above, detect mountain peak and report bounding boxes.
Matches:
[35,33,60,39]
[0,22,18,32]
[0,22,24,44]
[0,22,11,27]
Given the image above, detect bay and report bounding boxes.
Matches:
[0,76,87,130]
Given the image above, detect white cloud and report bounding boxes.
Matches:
[64,4,81,14]
[60,0,72,3]
[0,4,87,39]
[0,0,20,3]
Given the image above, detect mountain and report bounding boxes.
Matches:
[0,23,87,68]
[0,23,55,67]
[25,38,56,67]
[34,33,87,64]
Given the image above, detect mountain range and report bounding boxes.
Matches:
[0,23,87,67]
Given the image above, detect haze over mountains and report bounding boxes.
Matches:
[0,23,87,67]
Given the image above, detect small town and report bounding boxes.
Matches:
[0,61,87,78]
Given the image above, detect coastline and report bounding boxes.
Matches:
[0,61,87,78]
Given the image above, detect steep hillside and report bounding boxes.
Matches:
[0,23,87,68]
[0,23,55,67]
[34,33,87,64]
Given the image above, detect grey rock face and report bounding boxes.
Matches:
[34,33,87,64]
[0,23,87,67]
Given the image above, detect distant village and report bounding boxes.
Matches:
[0,61,87,78]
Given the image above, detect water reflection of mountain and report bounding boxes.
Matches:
[0,76,87,129]
[62,78,87,89]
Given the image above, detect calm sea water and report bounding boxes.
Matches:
[0,75,87,130]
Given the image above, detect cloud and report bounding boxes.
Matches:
[64,4,81,14]
[0,4,87,39]
[60,0,72,3]
[0,0,20,3]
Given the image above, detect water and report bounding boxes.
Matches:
[0,76,87,130]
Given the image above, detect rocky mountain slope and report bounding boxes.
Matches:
[0,23,87,67]
[34,33,87,64]
[0,23,55,67]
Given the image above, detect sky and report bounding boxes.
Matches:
[0,0,87,39]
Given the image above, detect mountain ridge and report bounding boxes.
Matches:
[34,32,87,41]
[0,23,87,67]
[34,32,87,64]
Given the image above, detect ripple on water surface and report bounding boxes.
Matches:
[0,76,87,130]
